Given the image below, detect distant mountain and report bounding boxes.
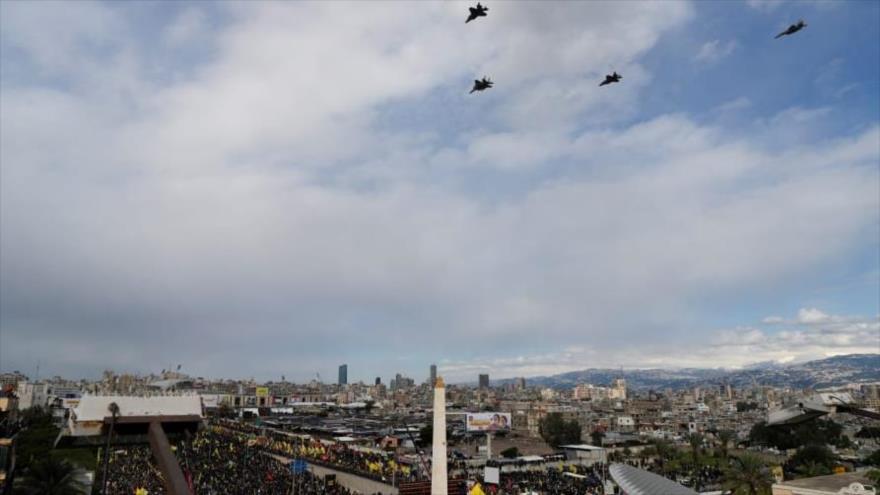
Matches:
[496,354,879,391]
[741,360,788,371]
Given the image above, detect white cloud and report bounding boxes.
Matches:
[441,310,879,380]
[715,97,752,114]
[798,307,832,324]
[1,1,877,380]
[695,39,737,64]
[745,0,787,11]
[164,8,210,46]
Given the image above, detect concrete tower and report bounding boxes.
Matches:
[431,376,448,495]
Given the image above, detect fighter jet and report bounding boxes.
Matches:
[466,3,489,23]
[470,77,493,94]
[775,20,806,39]
[599,72,622,87]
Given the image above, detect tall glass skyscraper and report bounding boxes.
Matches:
[338,364,348,385]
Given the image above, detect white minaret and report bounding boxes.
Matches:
[431,376,448,495]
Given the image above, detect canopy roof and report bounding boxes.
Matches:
[610,463,698,495]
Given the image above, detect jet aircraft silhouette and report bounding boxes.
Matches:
[599,72,622,87]
[775,20,806,39]
[470,77,494,93]
[466,3,489,23]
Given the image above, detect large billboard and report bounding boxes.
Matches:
[255,387,269,398]
[466,412,511,432]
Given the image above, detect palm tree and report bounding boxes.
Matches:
[687,433,703,467]
[653,439,675,461]
[687,433,704,491]
[15,457,88,494]
[723,453,773,495]
[717,430,736,459]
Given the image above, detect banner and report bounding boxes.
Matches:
[483,467,500,484]
[256,387,269,397]
[466,412,511,432]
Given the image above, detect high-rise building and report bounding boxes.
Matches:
[516,377,526,390]
[375,377,381,386]
[478,374,489,389]
[391,373,415,391]
[338,364,348,386]
[430,364,437,386]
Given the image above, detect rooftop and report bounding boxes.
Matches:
[72,394,202,422]
[559,444,604,451]
[773,472,874,492]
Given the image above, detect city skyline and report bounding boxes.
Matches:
[1,1,878,382]
[3,352,877,388]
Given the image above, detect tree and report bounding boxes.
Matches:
[749,419,848,451]
[15,409,61,472]
[717,430,736,459]
[865,449,880,467]
[218,403,234,419]
[539,413,581,448]
[688,433,703,467]
[500,447,519,459]
[797,461,830,478]
[687,433,705,491]
[866,469,880,485]
[723,453,773,495]
[790,445,836,476]
[652,439,676,461]
[15,457,88,495]
[590,429,605,447]
[856,427,880,439]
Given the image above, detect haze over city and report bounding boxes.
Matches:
[1,0,878,383]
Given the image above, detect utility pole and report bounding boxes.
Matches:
[101,402,119,494]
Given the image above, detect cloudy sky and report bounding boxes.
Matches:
[1,0,878,384]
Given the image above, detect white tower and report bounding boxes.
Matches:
[431,376,448,495]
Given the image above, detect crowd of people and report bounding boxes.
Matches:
[627,456,725,490]
[104,429,374,494]
[105,446,165,495]
[215,419,424,484]
[468,465,606,495]
[104,421,619,494]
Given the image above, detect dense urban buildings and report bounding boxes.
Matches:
[1,353,879,494]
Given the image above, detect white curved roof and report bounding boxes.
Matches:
[72,395,202,422]
[610,463,698,495]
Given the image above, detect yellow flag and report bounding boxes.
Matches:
[469,483,486,495]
